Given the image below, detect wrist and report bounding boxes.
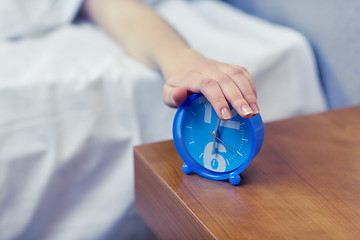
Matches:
[157,47,206,80]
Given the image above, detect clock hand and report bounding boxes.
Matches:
[211,118,221,154]
[216,137,238,155]
[208,130,238,155]
[211,137,217,155]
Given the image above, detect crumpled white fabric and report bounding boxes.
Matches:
[0,24,164,240]
[156,0,327,121]
[0,0,326,239]
[0,0,83,40]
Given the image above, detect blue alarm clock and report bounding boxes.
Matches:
[172,93,264,185]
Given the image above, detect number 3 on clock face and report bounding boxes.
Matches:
[172,94,264,185]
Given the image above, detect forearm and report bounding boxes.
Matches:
[83,0,201,77]
[83,0,259,119]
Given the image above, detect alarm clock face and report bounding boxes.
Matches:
[178,95,252,173]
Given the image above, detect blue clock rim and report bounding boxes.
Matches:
[172,93,263,181]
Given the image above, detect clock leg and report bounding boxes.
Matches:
[229,174,241,186]
[182,163,192,175]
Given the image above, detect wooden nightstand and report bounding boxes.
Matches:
[135,106,360,239]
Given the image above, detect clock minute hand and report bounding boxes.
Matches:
[216,136,238,155]
[211,118,221,154]
[208,130,238,155]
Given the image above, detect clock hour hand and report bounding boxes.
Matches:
[211,118,221,154]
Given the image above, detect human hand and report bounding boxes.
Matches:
[162,50,259,120]
[83,0,259,120]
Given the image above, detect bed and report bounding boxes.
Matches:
[0,0,326,239]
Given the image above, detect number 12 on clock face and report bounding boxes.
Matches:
[172,94,264,185]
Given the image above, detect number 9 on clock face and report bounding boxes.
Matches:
[172,94,264,185]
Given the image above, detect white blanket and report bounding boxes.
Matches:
[0,0,326,239]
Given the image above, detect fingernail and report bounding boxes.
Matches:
[221,108,232,119]
[250,103,259,114]
[241,105,253,116]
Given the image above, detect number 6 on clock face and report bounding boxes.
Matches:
[173,94,264,185]
[203,141,227,172]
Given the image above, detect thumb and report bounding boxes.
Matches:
[163,84,189,108]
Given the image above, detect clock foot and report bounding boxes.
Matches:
[182,163,192,175]
[229,174,241,186]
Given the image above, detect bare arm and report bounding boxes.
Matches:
[83,0,259,119]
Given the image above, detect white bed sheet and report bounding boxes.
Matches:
[0,0,326,239]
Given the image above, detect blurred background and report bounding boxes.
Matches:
[229,0,360,109]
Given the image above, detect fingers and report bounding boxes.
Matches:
[163,84,189,107]
[163,81,232,121]
[215,75,255,118]
[231,65,257,98]
[162,60,259,120]
[199,79,232,120]
[219,65,259,117]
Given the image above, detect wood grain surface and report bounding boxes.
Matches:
[135,106,360,239]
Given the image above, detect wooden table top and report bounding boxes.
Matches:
[134,106,360,239]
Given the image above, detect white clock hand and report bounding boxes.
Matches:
[216,137,238,155]
[208,130,239,155]
[211,118,221,154]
